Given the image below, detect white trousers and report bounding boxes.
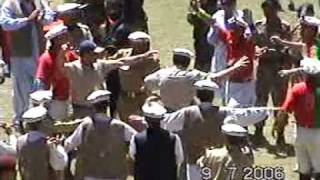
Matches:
[296,126,320,174]
[187,164,202,180]
[49,100,69,120]
[226,81,256,107]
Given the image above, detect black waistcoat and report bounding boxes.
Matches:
[134,128,177,180]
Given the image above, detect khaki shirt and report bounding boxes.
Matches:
[119,57,160,92]
[197,146,253,180]
[144,67,207,110]
[65,60,115,105]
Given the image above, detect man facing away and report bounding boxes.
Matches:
[129,100,184,180]
[65,90,137,180]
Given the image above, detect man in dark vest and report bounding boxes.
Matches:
[64,90,137,180]
[17,106,68,180]
[1,0,55,128]
[129,100,184,180]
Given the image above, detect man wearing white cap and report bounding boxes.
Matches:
[144,48,248,112]
[34,24,77,120]
[56,3,93,50]
[117,31,160,121]
[277,59,320,180]
[64,90,137,180]
[17,106,68,180]
[56,39,158,118]
[197,123,253,180]
[1,0,55,127]
[129,99,184,180]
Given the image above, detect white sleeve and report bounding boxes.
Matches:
[49,145,68,171]
[221,107,268,127]
[0,141,16,155]
[129,136,136,160]
[123,123,138,142]
[174,135,184,166]
[64,123,84,152]
[144,70,161,91]
[161,111,185,132]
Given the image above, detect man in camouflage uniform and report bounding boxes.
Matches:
[187,0,217,72]
[117,31,160,122]
[254,0,292,145]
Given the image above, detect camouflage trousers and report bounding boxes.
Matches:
[255,65,289,129]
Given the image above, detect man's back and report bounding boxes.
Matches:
[77,116,127,179]
[17,132,51,180]
[134,128,177,180]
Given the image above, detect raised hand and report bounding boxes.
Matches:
[27,9,40,22]
[233,56,249,69]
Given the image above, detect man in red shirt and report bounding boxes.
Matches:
[280,60,320,180]
[34,24,77,120]
[211,16,255,107]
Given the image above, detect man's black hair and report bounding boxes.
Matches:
[173,55,191,68]
[196,89,215,103]
[92,101,109,114]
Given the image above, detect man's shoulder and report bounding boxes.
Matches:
[110,119,130,128]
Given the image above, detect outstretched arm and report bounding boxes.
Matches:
[209,57,249,81]
[270,35,304,51]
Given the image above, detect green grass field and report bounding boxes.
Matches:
[1,0,320,179]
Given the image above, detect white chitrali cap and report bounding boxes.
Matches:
[194,79,219,91]
[173,48,194,59]
[56,3,81,13]
[301,16,320,27]
[300,57,320,75]
[221,123,247,137]
[87,90,112,104]
[142,101,167,119]
[128,31,151,40]
[22,106,47,123]
[44,24,68,40]
[30,90,53,104]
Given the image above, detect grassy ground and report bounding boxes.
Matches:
[1,0,320,179]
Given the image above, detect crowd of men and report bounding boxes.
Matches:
[0,0,320,179]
